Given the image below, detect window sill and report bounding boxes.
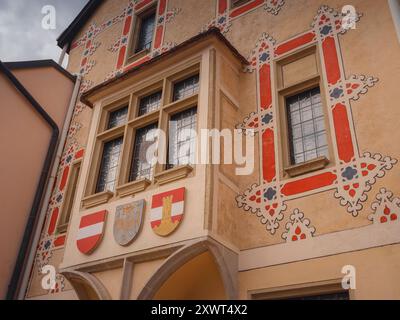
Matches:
[155,165,194,186]
[82,191,114,209]
[116,178,151,198]
[285,156,329,178]
[126,49,150,66]
[56,223,68,235]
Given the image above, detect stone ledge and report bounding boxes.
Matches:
[285,156,329,177]
[154,165,194,186]
[116,178,151,198]
[82,191,114,209]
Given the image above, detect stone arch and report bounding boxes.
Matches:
[137,239,237,300]
[62,270,111,300]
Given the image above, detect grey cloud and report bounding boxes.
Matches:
[0,0,88,63]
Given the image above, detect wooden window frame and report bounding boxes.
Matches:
[275,45,334,179]
[56,160,82,234]
[126,4,157,64]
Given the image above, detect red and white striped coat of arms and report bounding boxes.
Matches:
[76,210,108,254]
[150,188,185,236]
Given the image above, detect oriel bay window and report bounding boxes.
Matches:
[276,45,333,178]
[82,66,201,207]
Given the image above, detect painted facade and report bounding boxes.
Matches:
[24,0,400,300]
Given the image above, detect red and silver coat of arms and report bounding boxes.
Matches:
[76,210,108,254]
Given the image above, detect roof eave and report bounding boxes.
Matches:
[57,0,104,52]
[81,28,249,108]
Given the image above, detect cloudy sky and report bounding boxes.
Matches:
[0,0,89,65]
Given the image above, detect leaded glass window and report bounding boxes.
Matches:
[138,91,162,117]
[96,137,123,193]
[173,75,199,101]
[129,123,158,181]
[107,106,128,130]
[167,107,197,169]
[135,11,156,53]
[286,87,328,165]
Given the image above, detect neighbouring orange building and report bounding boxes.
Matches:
[0,60,77,299]
[5,0,400,300]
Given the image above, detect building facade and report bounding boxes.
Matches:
[22,0,400,300]
[0,60,76,299]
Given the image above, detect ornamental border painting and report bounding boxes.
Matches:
[236,5,397,235]
[106,0,180,80]
[204,0,285,34]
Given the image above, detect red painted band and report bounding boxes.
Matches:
[230,0,263,18]
[54,235,66,247]
[259,64,272,110]
[154,25,163,49]
[123,15,132,36]
[47,207,59,235]
[322,36,341,85]
[262,128,276,183]
[218,0,228,14]
[60,166,70,191]
[158,0,167,15]
[332,103,355,163]
[281,172,337,196]
[117,45,126,69]
[275,32,315,56]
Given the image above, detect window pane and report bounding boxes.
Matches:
[173,74,199,101]
[129,123,158,181]
[167,107,197,169]
[107,106,128,130]
[96,137,123,193]
[286,87,328,165]
[303,135,316,151]
[136,12,156,53]
[138,91,162,117]
[301,106,313,122]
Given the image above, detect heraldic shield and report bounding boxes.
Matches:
[113,200,145,246]
[77,210,108,255]
[150,187,185,237]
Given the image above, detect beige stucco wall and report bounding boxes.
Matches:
[25,0,400,300]
[239,243,400,300]
[0,66,74,298]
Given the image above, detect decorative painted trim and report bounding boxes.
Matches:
[203,0,285,34]
[236,5,397,235]
[368,188,399,224]
[106,0,180,81]
[282,209,316,242]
